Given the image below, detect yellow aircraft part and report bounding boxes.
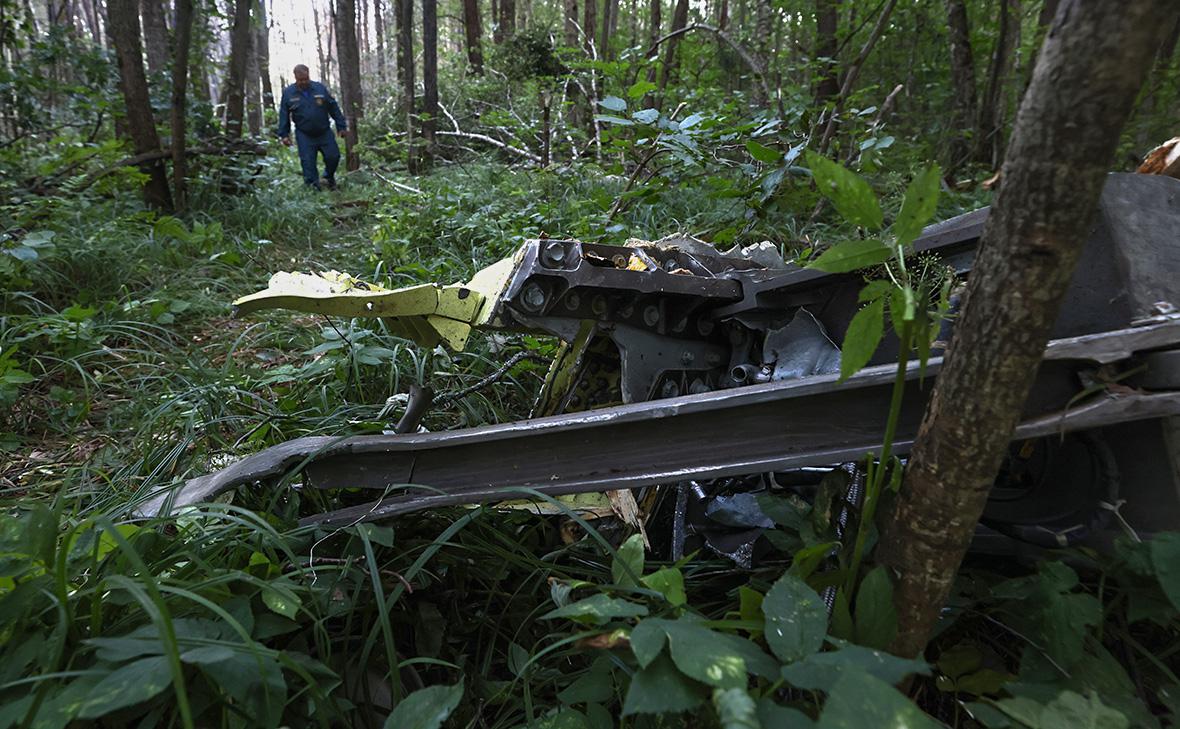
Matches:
[232,256,520,351]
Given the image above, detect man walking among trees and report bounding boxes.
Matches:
[277,64,347,190]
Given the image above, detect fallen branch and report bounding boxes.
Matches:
[437,101,541,163]
[372,170,425,195]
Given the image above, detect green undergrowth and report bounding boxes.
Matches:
[2,159,1178,728]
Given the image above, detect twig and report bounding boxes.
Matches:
[436,101,541,163]
[817,0,900,154]
[372,170,424,195]
[284,556,413,593]
[643,23,778,117]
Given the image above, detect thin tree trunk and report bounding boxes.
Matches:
[374,0,386,80]
[223,0,252,137]
[564,0,578,46]
[815,0,897,154]
[314,4,328,80]
[245,8,261,135]
[171,0,193,211]
[257,0,274,118]
[656,0,686,99]
[944,0,976,174]
[976,0,1017,165]
[500,0,514,39]
[582,0,596,53]
[422,0,438,166]
[140,0,169,77]
[813,0,839,105]
[879,0,1180,659]
[107,0,172,209]
[491,0,500,42]
[462,0,483,73]
[601,0,617,59]
[397,0,416,172]
[334,0,363,171]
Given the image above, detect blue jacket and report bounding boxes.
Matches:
[276,81,347,138]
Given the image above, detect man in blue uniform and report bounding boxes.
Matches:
[276,64,348,190]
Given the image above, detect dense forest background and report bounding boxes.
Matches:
[3,0,1180,727]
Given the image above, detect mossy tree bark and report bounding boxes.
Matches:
[879,0,1180,659]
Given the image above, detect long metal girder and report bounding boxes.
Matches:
[138,320,1180,527]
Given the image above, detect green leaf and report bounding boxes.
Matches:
[76,656,172,719]
[641,567,686,606]
[757,698,817,728]
[612,533,645,587]
[383,681,464,729]
[781,644,929,692]
[829,588,854,642]
[807,239,893,273]
[762,573,827,663]
[1150,532,1180,612]
[559,658,615,704]
[180,645,236,665]
[713,687,762,729]
[995,690,1129,729]
[599,96,626,112]
[622,653,705,715]
[893,165,941,247]
[858,279,894,302]
[632,108,660,124]
[854,567,897,650]
[630,620,667,667]
[819,672,943,728]
[745,140,782,164]
[261,582,301,619]
[806,151,884,230]
[541,594,648,625]
[839,298,885,382]
[628,80,657,98]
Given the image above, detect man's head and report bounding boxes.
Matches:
[293,64,311,90]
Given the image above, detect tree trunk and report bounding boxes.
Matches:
[564,0,578,46]
[422,0,438,166]
[257,0,274,119]
[171,0,193,211]
[601,0,617,59]
[463,0,483,73]
[245,6,262,136]
[500,0,514,39]
[879,0,1180,659]
[397,0,416,172]
[314,4,328,80]
[140,0,169,78]
[976,0,1017,165]
[944,0,976,174]
[813,0,839,105]
[815,0,897,153]
[582,0,596,53]
[223,0,252,137]
[656,0,687,98]
[334,0,363,171]
[374,0,386,80]
[107,0,172,210]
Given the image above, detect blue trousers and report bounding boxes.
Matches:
[295,129,340,188]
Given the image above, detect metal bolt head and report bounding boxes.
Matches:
[592,296,608,315]
[564,292,581,310]
[680,351,695,366]
[661,380,680,398]
[541,240,567,267]
[522,282,547,312]
[643,305,660,327]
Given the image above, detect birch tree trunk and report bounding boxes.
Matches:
[879,0,1180,659]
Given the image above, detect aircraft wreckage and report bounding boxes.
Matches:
[141,173,1180,559]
